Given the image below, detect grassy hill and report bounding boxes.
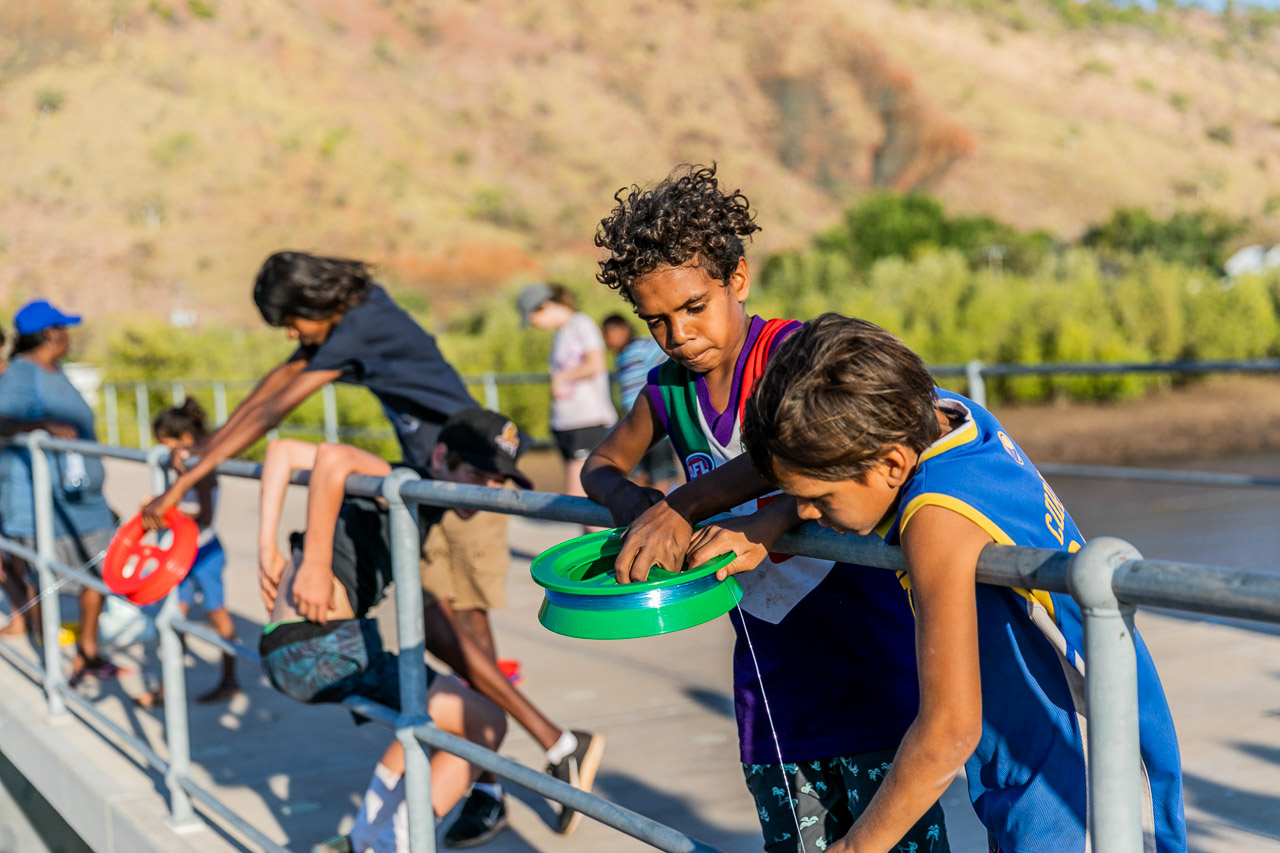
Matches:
[2,0,1278,336]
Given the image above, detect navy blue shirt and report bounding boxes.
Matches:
[295,285,476,466]
[0,357,114,538]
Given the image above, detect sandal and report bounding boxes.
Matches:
[68,656,122,686]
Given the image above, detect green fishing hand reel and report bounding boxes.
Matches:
[531,527,742,640]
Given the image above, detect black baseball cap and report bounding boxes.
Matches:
[438,408,534,489]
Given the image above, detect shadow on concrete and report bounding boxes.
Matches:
[682,684,735,719]
[501,767,759,852]
[592,768,761,851]
[1141,606,1280,639]
[0,746,93,852]
[1183,740,1280,846]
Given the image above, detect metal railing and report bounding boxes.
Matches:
[100,373,547,448]
[3,434,1280,852]
[99,357,1280,448]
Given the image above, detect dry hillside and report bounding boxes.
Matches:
[1,0,1278,325]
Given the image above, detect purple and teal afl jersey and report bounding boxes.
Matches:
[885,389,1185,853]
[646,316,920,763]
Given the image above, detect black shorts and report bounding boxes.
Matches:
[552,425,610,462]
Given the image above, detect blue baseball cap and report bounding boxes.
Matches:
[14,300,82,336]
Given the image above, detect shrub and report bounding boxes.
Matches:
[1080,207,1248,274]
[35,89,66,114]
[1205,124,1234,146]
[813,192,1053,276]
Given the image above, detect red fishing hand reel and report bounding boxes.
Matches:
[103,509,199,605]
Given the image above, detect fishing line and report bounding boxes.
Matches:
[4,546,111,623]
[542,572,725,611]
[735,599,808,852]
[1,519,126,625]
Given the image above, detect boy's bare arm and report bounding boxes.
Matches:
[612,454,773,584]
[171,360,306,475]
[188,360,305,460]
[686,495,802,580]
[143,365,340,530]
[289,443,392,624]
[257,439,319,613]
[191,474,216,528]
[832,506,987,853]
[581,394,665,525]
[292,443,393,583]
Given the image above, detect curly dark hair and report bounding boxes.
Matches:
[253,251,372,326]
[595,164,761,306]
[743,314,940,484]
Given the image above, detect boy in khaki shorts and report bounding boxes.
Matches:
[420,509,512,667]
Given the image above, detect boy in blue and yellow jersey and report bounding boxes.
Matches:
[710,313,1185,853]
[584,165,949,853]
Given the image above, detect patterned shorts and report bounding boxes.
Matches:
[259,617,434,712]
[743,746,950,853]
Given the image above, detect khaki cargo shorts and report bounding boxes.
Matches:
[419,510,510,612]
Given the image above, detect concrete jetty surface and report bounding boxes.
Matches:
[0,459,1277,852]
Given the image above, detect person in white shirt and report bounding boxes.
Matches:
[516,283,618,501]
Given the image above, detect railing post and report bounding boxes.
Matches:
[146,445,199,829]
[135,382,151,450]
[966,359,987,409]
[382,468,435,853]
[25,430,66,718]
[482,372,499,412]
[1067,537,1144,853]
[322,383,339,445]
[213,382,228,426]
[171,382,185,406]
[104,383,120,447]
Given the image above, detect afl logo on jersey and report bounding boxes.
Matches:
[685,453,715,479]
[997,431,1024,465]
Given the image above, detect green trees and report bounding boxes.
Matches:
[1080,207,1247,273]
[754,195,1274,403]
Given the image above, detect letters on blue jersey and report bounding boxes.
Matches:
[886,388,1185,853]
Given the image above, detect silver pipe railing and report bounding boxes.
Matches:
[6,434,1280,852]
[99,355,1280,452]
[0,434,730,853]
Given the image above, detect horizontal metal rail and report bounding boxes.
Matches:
[0,434,731,852]
[96,356,1280,454]
[0,535,288,853]
[342,698,720,853]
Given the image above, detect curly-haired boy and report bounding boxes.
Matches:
[583,165,949,853]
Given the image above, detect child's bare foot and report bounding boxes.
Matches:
[196,681,242,705]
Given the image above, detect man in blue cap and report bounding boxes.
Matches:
[0,299,119,682]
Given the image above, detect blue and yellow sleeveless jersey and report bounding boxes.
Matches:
[884,389,1185,853]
